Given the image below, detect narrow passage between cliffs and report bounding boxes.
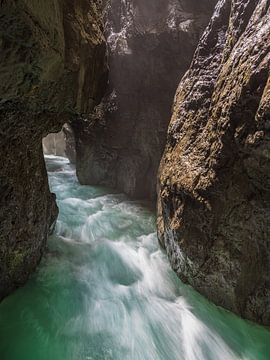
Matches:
[0,156,269,360]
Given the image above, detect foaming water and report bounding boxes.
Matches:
[0,156,269,360]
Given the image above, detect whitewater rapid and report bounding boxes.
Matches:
[0,156,269,360]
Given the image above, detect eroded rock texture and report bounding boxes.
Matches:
[158,0,270,325]
[0,0,106,298]
[75,0,216,200]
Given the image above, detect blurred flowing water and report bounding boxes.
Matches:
[0,155,269,360]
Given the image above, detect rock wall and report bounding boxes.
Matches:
[74,0,217,200]
[0,0,106,299]
[158,0,270,325]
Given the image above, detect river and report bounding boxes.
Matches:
[0,155,269,360]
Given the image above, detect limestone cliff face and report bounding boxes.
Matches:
[0,0,106,299]
[75,0,216,200]
[158,0,270,325]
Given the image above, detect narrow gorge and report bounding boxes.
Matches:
[73,0,217,200]
[0,0,269,359]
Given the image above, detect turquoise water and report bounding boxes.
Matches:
[0,155,269,360]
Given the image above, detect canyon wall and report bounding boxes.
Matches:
[158,0,270,325]
[0,0,106,299]
[74,0,217,200]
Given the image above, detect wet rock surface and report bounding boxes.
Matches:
[158,0,270,325]
[75,0,217,200]
[0,0,106,299]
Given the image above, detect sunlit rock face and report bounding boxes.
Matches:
[75,0,217,200]
[43,131,66,157]
[0,0,107,299]
[43,124,76,163]
[158,0,270,325]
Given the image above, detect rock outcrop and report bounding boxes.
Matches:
[158,0,270,325]
[75,0,217,200]
[0,0,106,299]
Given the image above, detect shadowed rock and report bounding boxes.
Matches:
[0,0,107,299]
[74,0,217,200]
